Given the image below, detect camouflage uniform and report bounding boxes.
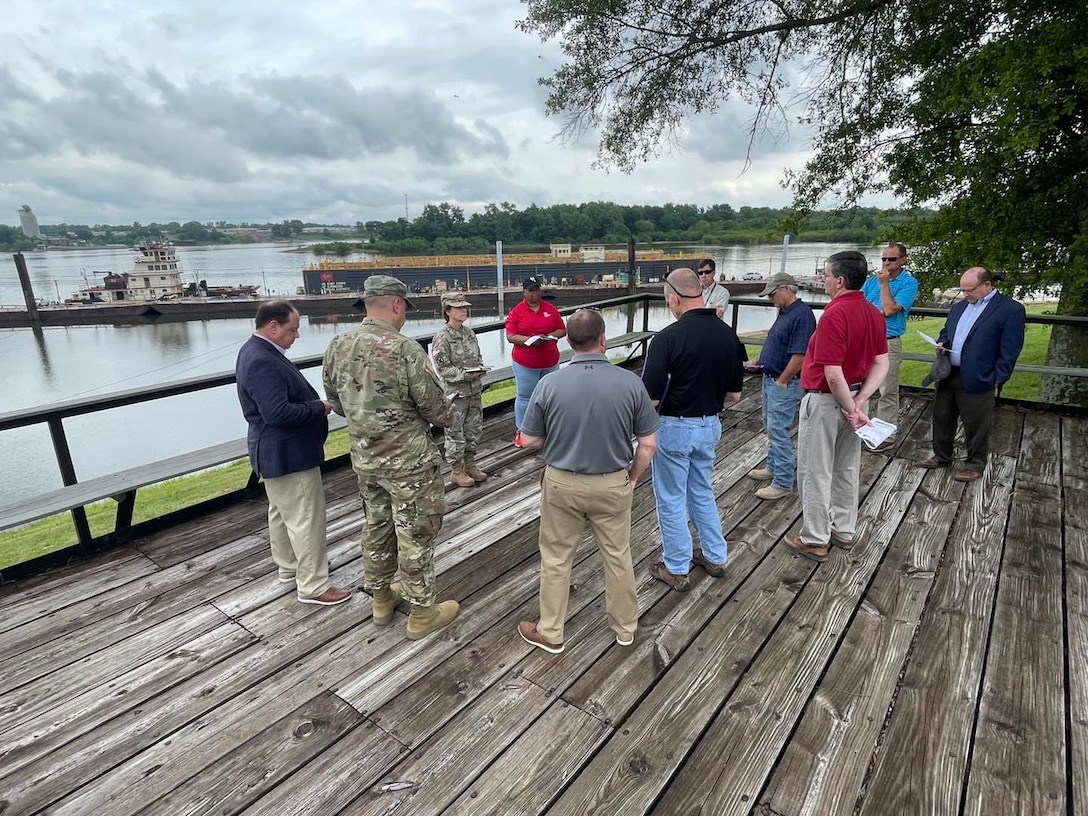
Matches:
[323,277,454,606]
[433,312,484,466]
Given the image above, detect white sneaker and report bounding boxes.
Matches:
[747,467,773,481]
[756,484,792,501]
[616,632,634,646]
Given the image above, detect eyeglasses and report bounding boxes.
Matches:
[881,256,903,263]
[698,269,714,275]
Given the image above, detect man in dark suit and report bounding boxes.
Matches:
[918,267,1026,483]
[236,301,351,605]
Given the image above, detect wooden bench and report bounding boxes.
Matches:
[0,416,347,538]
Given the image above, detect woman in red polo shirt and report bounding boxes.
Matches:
[504,276,566,446]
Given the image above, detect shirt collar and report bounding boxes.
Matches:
[253,332,288,355]
[570,352,608,363]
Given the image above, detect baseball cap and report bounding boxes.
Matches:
[522,276,542,290]
[363,274,415,310]
[758,272,797,296]
[440,292,471,308]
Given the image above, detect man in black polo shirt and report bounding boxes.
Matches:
[643,268,746,591]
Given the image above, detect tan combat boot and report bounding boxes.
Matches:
[451,460,476,488]
[463,453,488,482]
[372,582,401,627]
[406,599,460,640]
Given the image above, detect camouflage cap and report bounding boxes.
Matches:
[440,292,471,308]
[363,274,415,310]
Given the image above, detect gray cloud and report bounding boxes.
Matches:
[0,0,896,227]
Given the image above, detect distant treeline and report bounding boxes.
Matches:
[1,202,934,254]
[334,202,934,256]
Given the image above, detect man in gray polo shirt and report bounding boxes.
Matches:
[516,309,659,654]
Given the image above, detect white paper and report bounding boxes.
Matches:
[464,366,492,373]
[524,335,542,346]
[916,330,938,347]
[855,418,897,450]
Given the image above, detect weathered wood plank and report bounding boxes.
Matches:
[445,700,611,815]
[1063,415,1088,816]
[648,460,925,815]
[858,455,1018,816]
[0,550,273,688]
[342,676,551,816]
[140,691,363,816]
[0,603,374,815]
[0,547,159,633]
[963,411,1065,815]
[0,604,230,730]
[758,466,964,815]
[0,532,267,659]
[242,720,405,816]
[0,617,254,791]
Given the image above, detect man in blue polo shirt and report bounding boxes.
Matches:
[746,272,816,501]
[862,242,918,449]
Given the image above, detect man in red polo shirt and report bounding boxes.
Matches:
[785,251,888,562]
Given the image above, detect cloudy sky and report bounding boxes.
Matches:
[1,0,868,227]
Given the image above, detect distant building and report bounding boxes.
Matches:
[18,205,41,238]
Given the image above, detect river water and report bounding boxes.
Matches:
[1,241,863,505]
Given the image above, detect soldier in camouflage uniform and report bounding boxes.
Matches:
[322,275,460,640]
[433,291,488,488]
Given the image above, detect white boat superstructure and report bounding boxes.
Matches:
[66,244,185,304]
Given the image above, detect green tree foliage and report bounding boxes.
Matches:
[519,0,1088,402]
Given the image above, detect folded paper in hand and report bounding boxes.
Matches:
[855,418,897,450]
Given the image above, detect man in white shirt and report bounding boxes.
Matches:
[697,259,730,322]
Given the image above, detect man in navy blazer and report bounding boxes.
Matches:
[236,301,350,605]
[918,267,1025,482]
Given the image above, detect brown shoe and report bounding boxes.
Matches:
[650,561,690,591]
[829,531,855,550]
[784,534,829,563]
[298,586,352,606]
[917,456,951,469]
[691,549,725,578]
[954,469,982,483]
[517,621,564,654]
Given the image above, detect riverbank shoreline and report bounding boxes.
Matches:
[0,282,768,328]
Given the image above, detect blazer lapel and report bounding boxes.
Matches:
[262,338,319,399]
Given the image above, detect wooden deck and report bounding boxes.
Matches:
[1,379,1084,816]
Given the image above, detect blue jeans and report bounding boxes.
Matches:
[512,360,558,430]
[652,415,727,574]
[762,375,803,489]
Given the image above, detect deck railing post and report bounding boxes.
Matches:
[46,416,92,549]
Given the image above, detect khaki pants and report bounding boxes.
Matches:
[263,467,330,599]
[536,466,638,643]
[797,392,861,546]
[871,336,902,430]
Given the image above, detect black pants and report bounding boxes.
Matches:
[932,368,995,472]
